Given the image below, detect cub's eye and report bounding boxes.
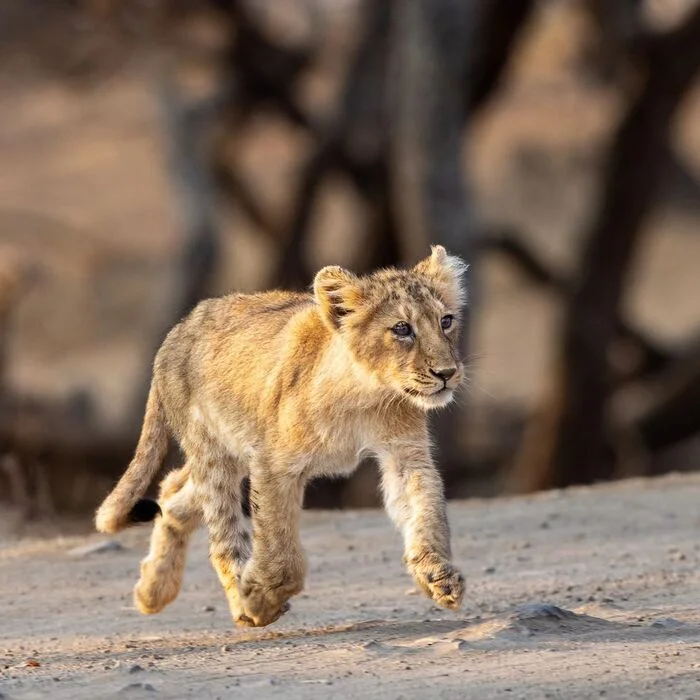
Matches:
[441,315,454,330]
[392,321,413,338]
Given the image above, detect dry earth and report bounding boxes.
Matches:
[2,473,700,699]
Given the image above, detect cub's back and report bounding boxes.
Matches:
[153,291,316,432]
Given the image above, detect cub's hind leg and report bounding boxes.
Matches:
[134,466,200,614]
[185,435,252,627]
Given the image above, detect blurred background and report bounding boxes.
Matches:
[1,0,700,523]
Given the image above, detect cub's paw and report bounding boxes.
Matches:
[236,567,303,628]
[406,552,465,610]
[133,570,180,615]
[234,601,291,628]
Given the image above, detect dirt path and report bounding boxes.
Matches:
[2,473,700,699]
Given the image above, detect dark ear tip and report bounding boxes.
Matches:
[128,498,162,524]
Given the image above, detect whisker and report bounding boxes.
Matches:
[462,352,488,362]
[462,376,497,401]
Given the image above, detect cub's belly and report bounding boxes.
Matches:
[190,403,259,458]
[305,449,373,480]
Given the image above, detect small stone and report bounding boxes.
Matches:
[203,605,216,612]
[483,566,496,574]
[69,540,124,557]
[360,640,384,651]
[221,644,233,652]
[650,618,686,630]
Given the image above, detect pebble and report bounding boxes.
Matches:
[69,540,125,557]
[650,617,686,629]
[360,640,384,651]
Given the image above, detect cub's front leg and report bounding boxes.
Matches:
[377,438,464,610]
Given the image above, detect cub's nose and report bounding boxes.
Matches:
[430,367,457,382]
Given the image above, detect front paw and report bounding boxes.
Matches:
[406,551,465,610]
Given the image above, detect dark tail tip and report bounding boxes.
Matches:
[128,498,162,524]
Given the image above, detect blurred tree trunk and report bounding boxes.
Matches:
[389,0,474,261]
[465,0,536,115]
[122,74,221,446]
[511,7,700,491]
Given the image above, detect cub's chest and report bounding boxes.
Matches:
[279,406,378,460]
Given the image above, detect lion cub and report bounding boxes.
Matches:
[96,245,467,627]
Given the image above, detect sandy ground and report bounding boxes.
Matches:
[2,474,700,699]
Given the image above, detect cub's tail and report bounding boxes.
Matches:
[95,382,168,533]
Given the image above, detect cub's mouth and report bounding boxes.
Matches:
[402,385,451,397]
[402,385,455,409]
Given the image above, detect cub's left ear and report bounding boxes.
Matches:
[413,245,469,309]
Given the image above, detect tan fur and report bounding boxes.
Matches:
[95,245,468,627]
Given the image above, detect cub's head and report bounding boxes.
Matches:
[314,245,468,410]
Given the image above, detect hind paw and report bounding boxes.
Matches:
[133,555,183,615]
[234,566,303,627]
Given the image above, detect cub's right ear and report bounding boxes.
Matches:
[313,265,362,331]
